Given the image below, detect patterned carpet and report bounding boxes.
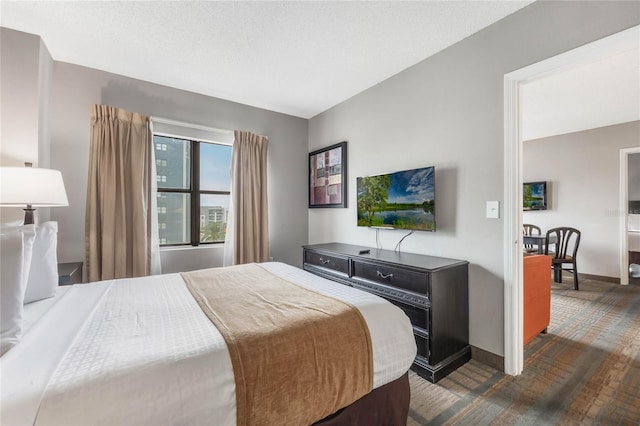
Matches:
[407,276,640,425]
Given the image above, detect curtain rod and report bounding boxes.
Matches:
[150,116,233,135]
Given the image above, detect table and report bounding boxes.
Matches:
[523,234,557,254]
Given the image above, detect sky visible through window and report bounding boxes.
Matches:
[200,142,232,194]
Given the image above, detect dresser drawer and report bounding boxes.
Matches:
[352,260,428,295]
[414,331,429,359]
[304,250,349,275]
[388,299,429,330]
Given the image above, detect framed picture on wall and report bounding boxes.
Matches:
[309,141,347,208]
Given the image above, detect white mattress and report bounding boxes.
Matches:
[22,286,71,335]
[629,215,640,252]
[0,262,416,426]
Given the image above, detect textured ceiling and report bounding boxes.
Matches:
[0,1,533,118]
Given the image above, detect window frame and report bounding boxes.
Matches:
[154,133,231,247]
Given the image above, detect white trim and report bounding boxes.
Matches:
[153,131,233,147]
[503,75,523,376]
[160,244,224,252]
[151,116,233,135]
[620,147,640,285]
[507,26,639,83]
[503,25,639,376]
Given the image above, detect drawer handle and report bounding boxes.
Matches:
[320,258,331,265]
[376,270,393,280]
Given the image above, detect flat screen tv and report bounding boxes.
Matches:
[523,181,547,210]
[357,166,435,231]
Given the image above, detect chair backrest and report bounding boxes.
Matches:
[523,224,541,236]
[523,224,541,250]
[545,227,581,259]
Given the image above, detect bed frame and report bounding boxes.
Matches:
[314,373,410,426]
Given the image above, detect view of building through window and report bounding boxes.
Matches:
[154,135,231,245]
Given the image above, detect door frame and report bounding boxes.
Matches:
[620,147,640,285]
[503,25,639,376]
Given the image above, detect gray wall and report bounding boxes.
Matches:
[1,27,308,271]
[0,28,40,167]
[523,121,640,279]
[0,28,53,223]
[308,1,639,357]
[49,62,308,270]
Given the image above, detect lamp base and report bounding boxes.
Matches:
[23,207,35,225]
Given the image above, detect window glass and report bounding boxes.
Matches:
[154,133,231,246]
[154,136,191,190]
[200,142,232,191]
[200,194,230,243]
[157,193,191,245]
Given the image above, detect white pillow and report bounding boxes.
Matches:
[24,221,59,303]
[1,221,60,303]
[0,225,36,355]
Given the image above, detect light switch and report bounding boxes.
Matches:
[486,201,500,219]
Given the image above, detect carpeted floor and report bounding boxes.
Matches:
[407,275,640,425]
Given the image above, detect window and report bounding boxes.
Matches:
[154,134,232,246]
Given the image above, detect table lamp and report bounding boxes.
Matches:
[0,163,69,224]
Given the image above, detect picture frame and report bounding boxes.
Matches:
[309,141,347,208]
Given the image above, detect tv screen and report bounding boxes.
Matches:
[523,181,547,210]
[357,166,435,231]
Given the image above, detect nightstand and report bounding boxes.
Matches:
[58,262,83,285]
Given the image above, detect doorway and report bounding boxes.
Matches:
[621,148,640,285]
[502,25,640,376]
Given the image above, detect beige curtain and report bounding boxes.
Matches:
[85,104,156,281]
[224,130,269,265]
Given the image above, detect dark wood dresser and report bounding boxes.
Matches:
[303,242,470,383]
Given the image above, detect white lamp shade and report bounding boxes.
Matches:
[0,167,69,207]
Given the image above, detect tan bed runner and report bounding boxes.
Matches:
[181,263,373,426]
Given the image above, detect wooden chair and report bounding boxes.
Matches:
[523,224,542,253]
[544,227,581,290]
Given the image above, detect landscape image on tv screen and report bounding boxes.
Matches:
[357,166,435,231]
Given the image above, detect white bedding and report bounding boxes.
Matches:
[22,286,70,335]
[630,231,640,252]
[628,214,640,252]
[0,262,416,426]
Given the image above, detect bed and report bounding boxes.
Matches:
[1,261,416,426]
[629,214,640,265]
